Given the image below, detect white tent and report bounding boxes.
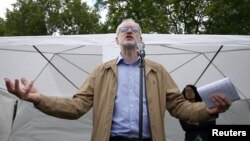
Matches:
[1,34,250,141]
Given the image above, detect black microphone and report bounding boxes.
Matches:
[137,41,145,57]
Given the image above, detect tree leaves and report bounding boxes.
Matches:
[3,0,101,36]
[1,0,249,35]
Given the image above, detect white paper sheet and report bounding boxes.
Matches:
[197,77,240,108]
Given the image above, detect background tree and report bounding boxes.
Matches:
[96,0,210,34]
[44,0,101,35]
[1,0,250,35]
[0,18,5,36]
[205,0,250,34]
[96,0,171,33]
[97,0,250,34]
[5,0,47,36]
[3,0,102,36]
[160,0,210,34]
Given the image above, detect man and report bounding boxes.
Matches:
[4,19,231,141]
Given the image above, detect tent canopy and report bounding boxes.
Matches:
[1,34,250,141]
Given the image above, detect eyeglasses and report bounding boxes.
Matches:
[119,26,140,33]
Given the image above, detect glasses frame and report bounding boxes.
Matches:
[119,26,140,33]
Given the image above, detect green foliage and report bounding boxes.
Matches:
[97,0,250,34]
[97,0,171,33]
[205,0,250,34]
[0,18,5,36]
[1,0,250,35]
[5,0,47,36]
[97,0,210,34]
[45,0,101,35]
[3,0,101,36]
[162,0,211,34]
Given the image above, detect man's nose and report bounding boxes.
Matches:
[126,27,133,33]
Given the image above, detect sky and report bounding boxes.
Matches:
[0,0,16,19]
[0,0,107,22]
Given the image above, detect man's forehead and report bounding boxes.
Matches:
[121,21,138,27]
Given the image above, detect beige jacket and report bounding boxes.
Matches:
[36,59,212,141]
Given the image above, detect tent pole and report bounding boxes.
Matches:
[33,45,79,89]
[194,45,223,85]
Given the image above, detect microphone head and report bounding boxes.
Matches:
[137,41,145,50]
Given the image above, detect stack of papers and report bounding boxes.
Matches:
[197,77,240,108]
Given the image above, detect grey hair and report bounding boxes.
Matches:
[116,19,142,36]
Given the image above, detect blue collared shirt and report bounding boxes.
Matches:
[111,55,151,138]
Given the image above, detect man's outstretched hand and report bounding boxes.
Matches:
[4,77,41,104]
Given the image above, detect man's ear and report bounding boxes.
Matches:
[115,37,119,44]
[140,36,142,41]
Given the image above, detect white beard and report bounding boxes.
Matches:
[122,40,136,49]
[121,40,137,57]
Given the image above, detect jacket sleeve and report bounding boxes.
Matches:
[35,68,97,119]
[162,65,213,123]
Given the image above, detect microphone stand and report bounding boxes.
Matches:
[138,49,145,141]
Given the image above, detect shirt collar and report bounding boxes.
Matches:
[116,53,141,65]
